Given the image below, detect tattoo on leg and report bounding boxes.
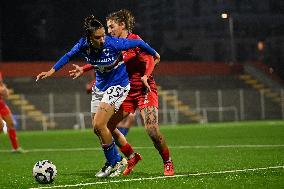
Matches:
[146,125,164,147]
[143,107,165,150]
[143,106,158,125]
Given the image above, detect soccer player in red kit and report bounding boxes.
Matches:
[0,72,25,153]
[70,10,174,176]
[107,9,174,176]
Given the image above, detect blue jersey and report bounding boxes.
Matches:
[53,35,157,91]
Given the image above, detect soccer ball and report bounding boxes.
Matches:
[32,160,57,184]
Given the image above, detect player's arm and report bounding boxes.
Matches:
[115,38,160,59]
[154,54,161,68]
[0,81,9,98]
[36,38,85,81]
[129,34,160,69]
[129,34,158,91]
[138,53,156,92]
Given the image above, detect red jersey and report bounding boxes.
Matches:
[0,71,11,116]
[124,33,157,91]
[120,34,158,113]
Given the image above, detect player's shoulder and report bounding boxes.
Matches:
[127,33,142,40]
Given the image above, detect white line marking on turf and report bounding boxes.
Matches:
[1,144,284,153]
[28,165,284,189]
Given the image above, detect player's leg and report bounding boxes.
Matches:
[140,106,174,175]
[92,85,129,177]
[91,105,127,177]
[106,109,141,176]
[92,112,122,178]
[1,104,24,152]
[95,110,128,177]
[93,102,115,144]
[139,90,174,176]
[117,113,136,136]
[93,102,126,177]
[92,105,125,177]
[109,99,142,175]
[108,109,130,147]
[109,111,135,156]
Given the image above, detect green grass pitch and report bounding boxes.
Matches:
[0,120,284,189]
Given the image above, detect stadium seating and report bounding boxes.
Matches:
[4,65,283,130]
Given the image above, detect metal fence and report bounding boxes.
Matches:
[8,88,284,131]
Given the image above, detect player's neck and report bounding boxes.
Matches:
[120,30,129,38]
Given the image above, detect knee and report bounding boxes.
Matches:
[7,121,14,128]
[2,119,14,128]
[92,118,103,130]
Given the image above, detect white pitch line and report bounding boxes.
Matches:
[28,165,284,189]
[1,144,284,153]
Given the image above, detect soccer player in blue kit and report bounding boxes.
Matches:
[36,15,160,177]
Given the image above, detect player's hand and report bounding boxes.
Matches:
[36,69,55,82]
[141,75,151,92]
[69,64,84,79]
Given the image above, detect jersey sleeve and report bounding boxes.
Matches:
[53,38,86,71]
[113,38,157,57]
[83,64,93,73]
[139,52,155,76]
[128,34,155,76]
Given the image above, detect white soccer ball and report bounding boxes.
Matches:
[32,160,57,184]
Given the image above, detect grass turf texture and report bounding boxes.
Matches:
[0,120,284,189]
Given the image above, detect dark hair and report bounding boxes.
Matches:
[84,15,104,37]
[106,9,135,32]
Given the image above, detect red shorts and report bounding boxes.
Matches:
[0,100,11,117]
[121,87,158,113]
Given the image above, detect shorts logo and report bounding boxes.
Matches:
[144,94,149,104]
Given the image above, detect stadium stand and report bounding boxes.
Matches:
[1,61,283,129]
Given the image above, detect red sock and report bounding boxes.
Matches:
[119,143,134,158]
[160,148,170,163]
[8,128,19,150]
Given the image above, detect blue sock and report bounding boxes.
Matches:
[102,141,122,166]
[113,141,121,160]
[117,127,129,136]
